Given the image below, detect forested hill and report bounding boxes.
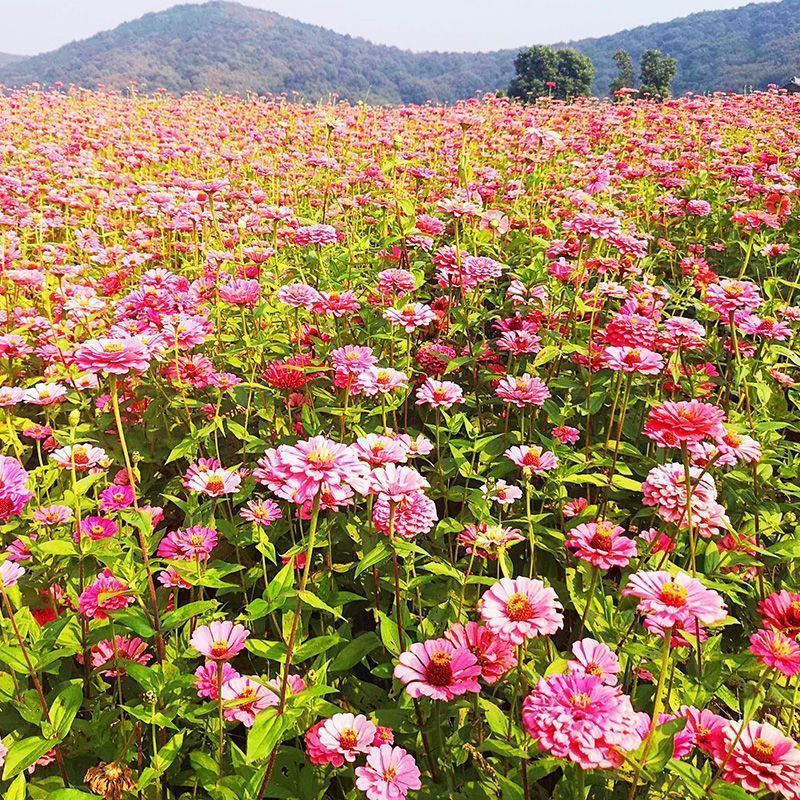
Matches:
[0,0,798,101]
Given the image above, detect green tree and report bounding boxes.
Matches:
[639,49,677,99]
[609,49,635,95]
[507,45,595,101]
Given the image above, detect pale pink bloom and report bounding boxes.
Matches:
[194,661,240,699]
[276,282,322,309]
[355,745,422,800]
[240,499,282,527]
[49,444,108,472]
[373,491,437,539]
[415,378,464,409]
[330,345,377,376]
[74,337,151,374]
[480,479,523,505]
[715,429,762,464]
[353,434,409,466]
[602,346,664,375]
[218,278,261,307]
[190,621,250,661]
[183,459,241,497]
[317,713,376,762]
[479,577,564,644]
[90,636,152,677]
[24,382,68,405]
[393,638,481,701]
[220,676,273,727]
[32,505,73,526]
[568,638,620,685]
[0,387,24,407]
[504,445,558,475]
[255,436,370,505]
[370,464,429,501]
[355,367,409,396]
[0,561,24,589]
[495,373,550,407]
[622,570,727,632]
[384,303,435,332]
[563,497,589,518]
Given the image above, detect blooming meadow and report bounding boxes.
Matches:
[0,87,799,800]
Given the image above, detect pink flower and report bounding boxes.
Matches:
[567,638,621,685]
[194,661,240,699]
[183,459,241,497]
[566,520,637,570]
[551,426,580,445]
[415,378,464,409]
[495,373,550,407]
[240,499,282,527]
[373,491,437,539]
[601,346,664,375]
[78,570,134,620]
[354,434,409,466]
[157,526,218,562]
[370,464,429,501]
[220,676,273,727]
[480,479,522,505]
[355,745,422,800]
[393,638,481,700]
[306,720,345,767]
[90,636,152,677]
[74,337,151,375]
[622,570,727,632]
[255,436,370,505]
[190,621,250,661]
[672,706,728,759]
[317,713,376,762]
[644,400,726,447]
[98,485,135,512]
[522,673,643,769]
[219,278,261,307]
[330,345,378,376]
[0,457,33,520]
[0,561,25,589]
[714,721,800,799]
[77,516,119,542]
[32,505,73,526]
[384,303,435,332]
[504,445,558,475]
[704,279,763,316]
[444,622,517,684]
[479,577,564,644]
[354,367,409,396]
[458,522,525,559]
[749,629,800,676]
[49,444,108,472]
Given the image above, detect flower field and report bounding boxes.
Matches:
[1,87,800,800]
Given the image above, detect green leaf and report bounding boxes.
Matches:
[49,681,83,740]
[49,790,102,800]
[355,540,392,577]
[246,708,288,763]
[330,632,380,672]
[298,590,342,618]
[5,772,25,800]
[111,607,156,639]
[378,612,401,656]
[294,635,343,662]
[161,601,216,632]
[2,736,54,780]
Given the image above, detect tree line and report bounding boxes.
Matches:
[507,46,677,101]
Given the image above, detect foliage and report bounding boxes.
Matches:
[639,49,678,99]
[609,49,635,95]
[507,45,595,100]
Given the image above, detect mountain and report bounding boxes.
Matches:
[565,0,800,95]
[0,2,514,104]
[0,0,799,101]
[0,53,25,67]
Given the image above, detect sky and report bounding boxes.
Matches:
[0,0,776,55]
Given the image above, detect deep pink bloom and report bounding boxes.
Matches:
[194,661,240,699]
[74,337,151,375]
[393,638,481,700]
[644,401,726,447]
[444,622,517,684]
[90,636,152,677]
[750,629,800,676]
[566,520,637,570]
[78,570,134,620]
[522,673,643,769]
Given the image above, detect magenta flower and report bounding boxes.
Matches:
[749,629,800,677]
[194,661,240,699]
[157,526,218,562]
[567,638,621,685]
[78,570,134,620]
[393,638,481,701]
[74,336,151,375]
[444,622,517,684]
[90,636,152,677]
[566,520,637,570]
[495,373,550,407]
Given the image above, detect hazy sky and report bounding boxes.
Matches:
[0,0,776,55]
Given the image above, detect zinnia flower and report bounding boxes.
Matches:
[355,745,422,800]
[393,638,481,700]
[190,620,250,661]
[479,577,564,644]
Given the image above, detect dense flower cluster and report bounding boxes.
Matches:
[0,87,799,800]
